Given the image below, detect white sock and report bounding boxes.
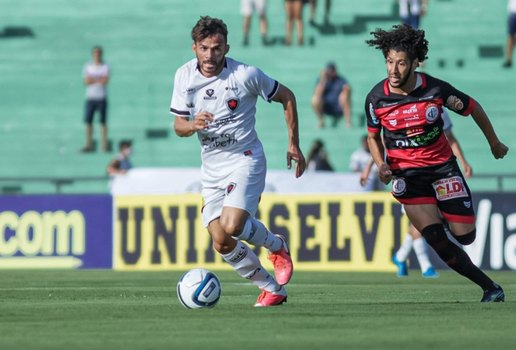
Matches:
[395,234,413,262]
[221,240,279,292]
[236,217,283,252]
[413,237,432,272]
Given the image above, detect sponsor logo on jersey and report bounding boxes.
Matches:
[446,95,464,111]
[201,133,238,149]
[204,89,217,100]
[225,86,239,91]
[402,104,418,115]
[425,104,440,124]
[464,201,472,208]
[388,119,397,126]
[388,110,399,117]
[432,176,469,201]
[210,115,237,129]
[393,126,440,148]
[404,115,420,121]
[226,98,239,111]
[226,182,237,195]
[392,178,406,196]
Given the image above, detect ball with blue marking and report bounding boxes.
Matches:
[177,268,221,309]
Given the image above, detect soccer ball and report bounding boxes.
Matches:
[177,268,221,309]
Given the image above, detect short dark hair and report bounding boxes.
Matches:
[191,16,228,43]
[119,139,132,149]
[366,24,428,62]
[92,45,103,53]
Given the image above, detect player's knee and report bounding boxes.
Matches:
[421,223,447,245]
[453,229,476,245]
[212,236,236,255]
[421,223,456,263]
[219,218,245,237]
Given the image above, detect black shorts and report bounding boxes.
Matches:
[390,159,475,224]
[509,13,516,36]
[84,99,107,125]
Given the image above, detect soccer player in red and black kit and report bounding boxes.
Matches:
[365,24,509,302]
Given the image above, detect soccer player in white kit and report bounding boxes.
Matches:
[170,16,306,307]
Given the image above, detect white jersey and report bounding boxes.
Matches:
[170,57,279,184]
[509,0,516,13]
[83,61,109,100]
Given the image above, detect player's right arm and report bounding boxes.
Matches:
[367,131,391,184]
[174,112,214,137]
[365,94,391,184]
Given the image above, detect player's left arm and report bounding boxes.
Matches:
[271,84,306,178]
[444,129,473,178]
[469,103,509,159]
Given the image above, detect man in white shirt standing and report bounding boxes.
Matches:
[82,46,110,152]
[170,16,306,307]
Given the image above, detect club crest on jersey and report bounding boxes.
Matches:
[432,176,468,201]
[204,89,217,100]
[226,98,239,111]
[226,182,237,195]
[392,178,406,196]
[425,104,440,124]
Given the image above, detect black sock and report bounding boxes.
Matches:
[421,224,498,291]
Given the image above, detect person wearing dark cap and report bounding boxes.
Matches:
[311,61,352,128]
[107,140,133,175]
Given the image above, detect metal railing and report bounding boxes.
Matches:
[0,176,109,194]
[1,173,515,194]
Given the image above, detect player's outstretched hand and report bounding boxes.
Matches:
[378,163,393,184]
[287,147,306,178]
[491,141,509,159]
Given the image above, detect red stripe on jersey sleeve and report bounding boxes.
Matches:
[463,97,476,116]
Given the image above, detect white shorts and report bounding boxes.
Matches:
[201,154,266,227]
[241,0,267,16]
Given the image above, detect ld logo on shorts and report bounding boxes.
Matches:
[392,178,406,196]
[432,176,468,201]
[226,182,237,195]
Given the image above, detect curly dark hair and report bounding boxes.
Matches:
[191,16,228,43]
[366,24,428,62]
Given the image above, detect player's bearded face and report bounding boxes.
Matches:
[193,34,229,78]
[385,50,417,90]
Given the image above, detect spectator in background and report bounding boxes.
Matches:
[351,135,381,191]
[308,0,332,25]
[311,62,352,128]
[241,0,269,46]
[82,46,110,153]
[107,140,133,175]
[306,139,334,171]
[399,0,428,29]
[503,0,516,68]
[284,0,305,45]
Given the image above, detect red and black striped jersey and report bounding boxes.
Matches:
[365,73,476,171]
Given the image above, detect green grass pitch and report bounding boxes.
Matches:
[1,270,514,350]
